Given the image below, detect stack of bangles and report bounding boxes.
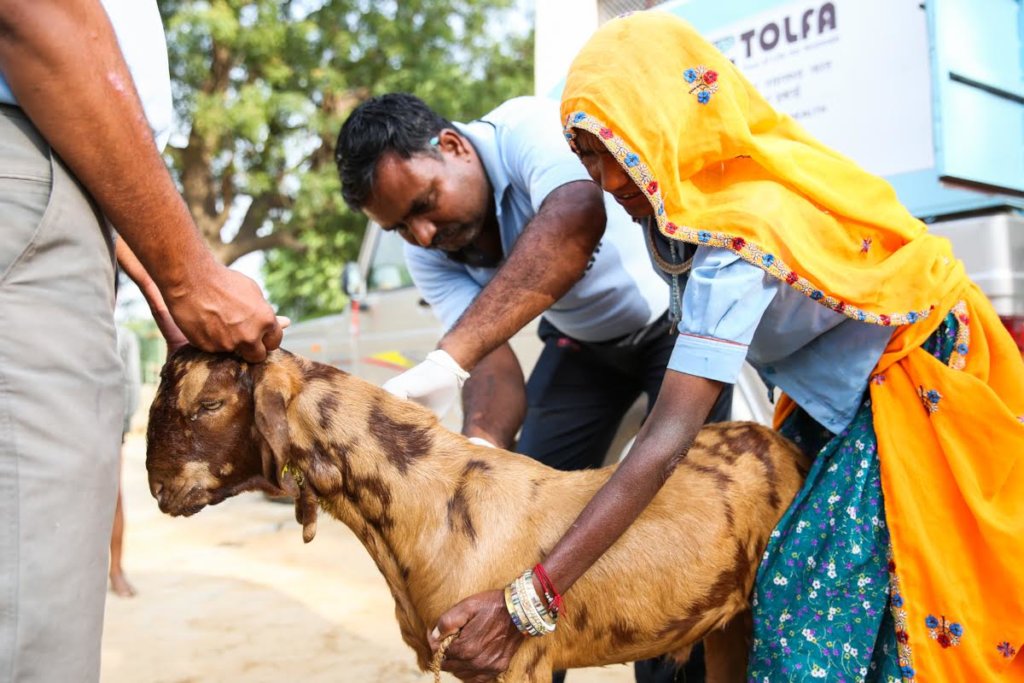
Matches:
[504,564,564,637]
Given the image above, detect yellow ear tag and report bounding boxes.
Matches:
[280,463,304,488]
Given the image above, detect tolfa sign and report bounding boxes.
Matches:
[716,3,837,61]
[700,0,933,179]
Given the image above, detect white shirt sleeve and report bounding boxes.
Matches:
[668,246,777,383]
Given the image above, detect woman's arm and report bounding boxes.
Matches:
[429,369,725,682]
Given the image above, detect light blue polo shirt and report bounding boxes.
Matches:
[406,96,668,343]
[0,0,173,150]
[659,242,893,434]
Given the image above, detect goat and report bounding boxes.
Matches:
[145,346,809,682]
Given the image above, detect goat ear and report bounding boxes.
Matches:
[249,356,317,542]
[251,363,296,495]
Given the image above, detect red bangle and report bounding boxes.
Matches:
[533,563,564,616]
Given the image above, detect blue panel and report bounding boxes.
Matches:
[888,170,1020,220]
[937,0,1022,91]
[928,0,1024,195]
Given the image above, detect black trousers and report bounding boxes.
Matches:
[516,317,732,683]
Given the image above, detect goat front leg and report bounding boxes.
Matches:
[501,642,553,683]
[703,609,752,683]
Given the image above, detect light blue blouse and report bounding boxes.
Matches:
[660,242,893,434]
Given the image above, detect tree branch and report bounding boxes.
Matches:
[218,229,305,266]
[235,192,291,244]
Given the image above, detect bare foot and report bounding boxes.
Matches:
[109,571,137,598]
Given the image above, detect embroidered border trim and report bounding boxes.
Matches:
[888,558,917,680]
[564,111,935,328]
[948,300,970,370]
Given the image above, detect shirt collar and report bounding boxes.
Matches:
[454,119,509,217]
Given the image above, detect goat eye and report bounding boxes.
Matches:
[200,399,224,411]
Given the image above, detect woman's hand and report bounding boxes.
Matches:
[428,589,523,683]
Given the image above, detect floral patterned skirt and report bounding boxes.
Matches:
[747,313,960,683]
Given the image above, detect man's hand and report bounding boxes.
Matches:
[428,590,523,683]
[163,262,286,363]
[382,349,470,417]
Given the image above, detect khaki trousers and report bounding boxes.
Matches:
[0,105,122,682]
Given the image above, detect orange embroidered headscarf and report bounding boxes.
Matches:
[561,11,1024,682]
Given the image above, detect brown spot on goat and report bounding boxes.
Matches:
[523,646,548,680]
[317,393,339,430]
[302,362,339,384]
[367,399,433,474]
[609,619,638,648]
[703,436,739,465]
[726,424,774,462]
[446,486,476,543]
[329,440,395,534]
[749,446,782,510]
[573,602,590,632]
[462,459,492,476]
[680,460,734,491]
[722,498,736,530]
[657,542,757,642]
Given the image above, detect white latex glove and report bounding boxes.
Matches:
[382,349,470,417]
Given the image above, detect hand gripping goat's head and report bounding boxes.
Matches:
[145,346,312,535]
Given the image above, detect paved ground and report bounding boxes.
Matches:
[100,428,635,683]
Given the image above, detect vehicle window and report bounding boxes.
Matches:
[367,228,414,292]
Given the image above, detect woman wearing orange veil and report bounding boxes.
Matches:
[427,12,1024,682]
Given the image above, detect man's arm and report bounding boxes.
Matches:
[0,0,282,361]
[439,180,606,370]
[460,343,526,449]
[114,238,188,354]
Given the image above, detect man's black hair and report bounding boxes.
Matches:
[335,93,453,211]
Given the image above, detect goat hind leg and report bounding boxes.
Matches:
[703,609,752,683]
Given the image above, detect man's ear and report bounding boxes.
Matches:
[436,128,471,158]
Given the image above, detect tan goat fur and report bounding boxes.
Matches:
[146,347,809,682]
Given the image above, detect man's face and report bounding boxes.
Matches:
[362,130,491,252]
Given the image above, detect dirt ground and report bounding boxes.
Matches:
[100,424,634,683]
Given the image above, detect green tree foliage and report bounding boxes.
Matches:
[160,0,534,320]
